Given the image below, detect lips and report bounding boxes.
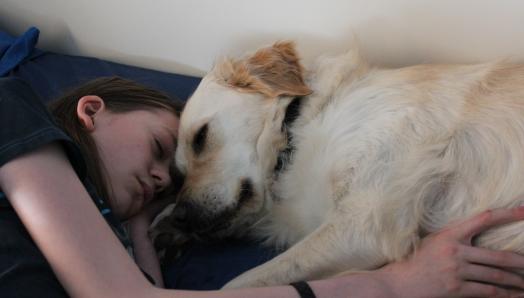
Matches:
[140,180,154,205]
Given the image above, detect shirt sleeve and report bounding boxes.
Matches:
[0,77,86,178]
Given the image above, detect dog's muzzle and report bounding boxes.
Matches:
[168,200,236,238]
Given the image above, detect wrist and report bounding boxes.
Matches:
[309,271,398,298]
[290,281,316,298]
[127,216,151,237]
[372,263,410,298]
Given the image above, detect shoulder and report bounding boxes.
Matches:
[0,77,49,117]
[0,77,86,178]
[0,77,39,100]
[0,77,32,89]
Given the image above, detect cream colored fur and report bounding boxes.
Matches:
[159,42,524,288]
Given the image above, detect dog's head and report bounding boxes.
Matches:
[172,41,312,238]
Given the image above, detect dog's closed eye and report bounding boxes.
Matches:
[238,178,254,205]
[192,123,208,155]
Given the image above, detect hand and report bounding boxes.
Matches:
[379,207,524,298]
[128,195,175,232]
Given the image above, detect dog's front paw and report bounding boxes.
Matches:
[149,203,190,261]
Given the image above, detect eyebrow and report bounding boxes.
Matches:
[161,127,178,149]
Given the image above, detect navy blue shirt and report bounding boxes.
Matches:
[0,77,131,250]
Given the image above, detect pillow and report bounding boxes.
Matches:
[11,52,201,104]
[3,28,278,290]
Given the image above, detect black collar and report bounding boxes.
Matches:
[274,97,303,174]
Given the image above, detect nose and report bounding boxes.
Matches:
[151,162,172,193]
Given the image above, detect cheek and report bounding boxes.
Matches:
[97,142,137,195]
[108,174,138,220]
[102,138,148,169]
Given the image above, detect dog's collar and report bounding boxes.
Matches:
[274,97,303,174]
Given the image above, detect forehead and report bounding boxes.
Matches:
[129,108,177,123]
[183,78,231,117]
[112,108,179,137]
[181,77,261,127]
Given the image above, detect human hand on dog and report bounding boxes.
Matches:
[378,207,524,298]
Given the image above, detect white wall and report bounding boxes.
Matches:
[2,0,524,77]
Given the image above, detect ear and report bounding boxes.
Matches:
[216,41,313,98]
[76,95,105,131]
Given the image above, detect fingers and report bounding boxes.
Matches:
[447,207,524,240]
[460,263,524,290]
[463,245,524,269]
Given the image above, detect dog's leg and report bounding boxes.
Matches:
[223,215,390,289]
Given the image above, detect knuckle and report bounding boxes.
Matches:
[444,279,462,293]
[491,251,509,265]
[484,285,500,297]
[442,243,460,258]
[479,210,494,224]
[490,270,505,282]
[445,262,460,275]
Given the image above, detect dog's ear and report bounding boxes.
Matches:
[215,41,313,98]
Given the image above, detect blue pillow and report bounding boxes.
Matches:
[5,34,278,289]
[10,52,201,104]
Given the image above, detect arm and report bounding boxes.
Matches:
[0,142,154,297]
[128,192,178,287]
[134,205,524,297]
[365,208,524,298]
[0,142,305,298]
[128,209,165,287]
[2,143,524,298]
[159,206,524,298]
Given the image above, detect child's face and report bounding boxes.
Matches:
[90,108,179,219]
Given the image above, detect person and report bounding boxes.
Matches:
[1,76,524,298]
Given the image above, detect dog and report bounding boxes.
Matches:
[151,41,524,288]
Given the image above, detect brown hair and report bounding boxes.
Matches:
[48,76,184,207]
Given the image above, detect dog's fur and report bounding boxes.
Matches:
[153,41,524,288]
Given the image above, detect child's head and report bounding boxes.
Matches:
[49,77,184,219]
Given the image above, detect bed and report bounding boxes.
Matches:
[1,27,278,290]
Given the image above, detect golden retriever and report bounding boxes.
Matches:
[152,41,524,288]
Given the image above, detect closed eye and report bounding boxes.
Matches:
[155,139,165,159]
[192,123,208,155]
[238,178,254,205]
